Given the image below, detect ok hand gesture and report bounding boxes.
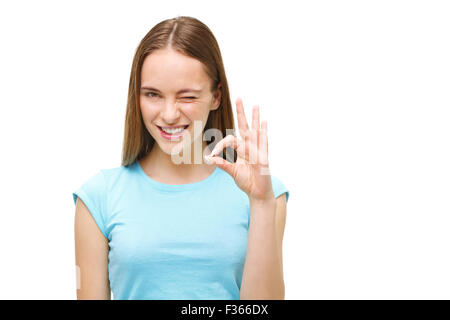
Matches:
[204,97,275,202]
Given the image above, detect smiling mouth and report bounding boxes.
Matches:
[157,124,189,137]
[157,125,189,131]
[157,125,189,130]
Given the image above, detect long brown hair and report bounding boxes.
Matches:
[121,16,237,167]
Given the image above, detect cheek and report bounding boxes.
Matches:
[140,100,158,119]
[180,103,209,119]
[181,104,198,116]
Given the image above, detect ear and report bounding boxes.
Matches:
[210,83,222,111]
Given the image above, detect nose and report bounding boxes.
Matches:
[160,99,180,124]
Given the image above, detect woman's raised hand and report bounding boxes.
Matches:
[204,97,275,202]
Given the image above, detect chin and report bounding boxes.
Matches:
[158,141,185,156]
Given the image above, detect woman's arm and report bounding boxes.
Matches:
[74,198,111,300]
[240,194,287,300]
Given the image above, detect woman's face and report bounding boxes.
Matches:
[140,47,221,157]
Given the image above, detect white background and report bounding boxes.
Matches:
[0,0,449,299]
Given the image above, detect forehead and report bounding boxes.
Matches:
[141,48,210,91]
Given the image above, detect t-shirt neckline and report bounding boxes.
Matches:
[135,160,221,192]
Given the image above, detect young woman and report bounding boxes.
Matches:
[73,16,289,300]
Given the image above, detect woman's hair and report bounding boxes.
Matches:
[121,16,237,167]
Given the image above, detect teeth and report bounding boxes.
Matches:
[161,126,186,134]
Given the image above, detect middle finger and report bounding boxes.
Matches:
[252,105,260,131]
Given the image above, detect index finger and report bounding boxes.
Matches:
[236,97,250,137]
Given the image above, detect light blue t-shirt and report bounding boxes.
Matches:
[72,160,289,300]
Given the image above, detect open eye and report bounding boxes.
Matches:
[145,92,159,98]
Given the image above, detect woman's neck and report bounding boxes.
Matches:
[139,142,216,185]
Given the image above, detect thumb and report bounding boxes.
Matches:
[205,155,234,176]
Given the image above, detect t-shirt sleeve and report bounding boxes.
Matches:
[271,175,290,203]
[72,170,109,239]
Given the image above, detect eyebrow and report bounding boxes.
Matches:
[140,86,203,94]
